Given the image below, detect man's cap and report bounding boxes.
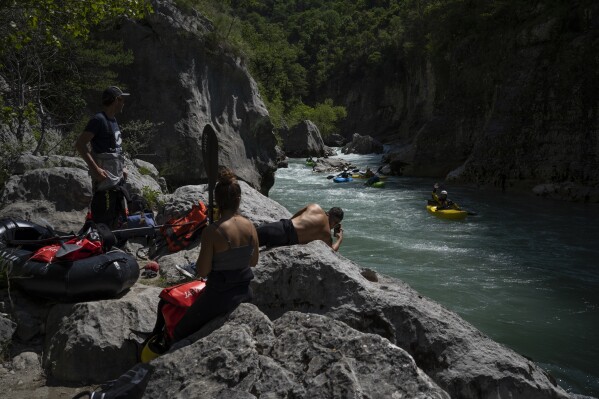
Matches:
[440,190,448,195]
[102,86,130,103]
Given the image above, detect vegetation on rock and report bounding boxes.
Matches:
[0,0,153,187]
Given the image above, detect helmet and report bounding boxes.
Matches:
[440,190,447,195]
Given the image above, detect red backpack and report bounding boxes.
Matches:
[159,201,208,252]
[139,280,206,363]
[159,280,206,338]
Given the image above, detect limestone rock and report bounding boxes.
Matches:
[342,133,384,155]
[0,154,165,232]
[0,315,16,346]
[323,133,346,147]
[42,285,161,384]
[280,120,333,158]
[251,242,569,399]
[144,304,449,399]
[99,0,278,194]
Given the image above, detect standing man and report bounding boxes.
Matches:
[75,86,130,229]
[257,204,344,251]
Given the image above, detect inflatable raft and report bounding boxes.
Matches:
[426,204,468,220]
[0,218,139,300]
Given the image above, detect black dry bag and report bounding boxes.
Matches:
[72,363,153,399]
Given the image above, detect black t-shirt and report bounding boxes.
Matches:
[84,112,123,154]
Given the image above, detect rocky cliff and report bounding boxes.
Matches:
[326,3,599,202]
[97,0,278,194]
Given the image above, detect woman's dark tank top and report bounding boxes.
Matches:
[207,223,254,290]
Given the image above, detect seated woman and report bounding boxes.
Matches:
[172,168,259,342]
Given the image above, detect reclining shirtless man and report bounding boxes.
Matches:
[257,204,344,251]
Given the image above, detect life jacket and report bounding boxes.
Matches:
[159,201,208,252]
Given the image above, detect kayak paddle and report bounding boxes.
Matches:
[201,124,219,224]
[46,225,83,258]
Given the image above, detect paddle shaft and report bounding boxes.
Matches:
[202,125,219,223]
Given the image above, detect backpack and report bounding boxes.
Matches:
[128,193,150,215]
[159,279,206,338]
[159,201,208,252]
[140,280,206,363]
[90,187,127,229]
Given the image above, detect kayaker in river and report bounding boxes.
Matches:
[338,168,350,179]
[432,183,460,210]
[363,167,375,178]
[256,204,344,251]
[365,166,384,186]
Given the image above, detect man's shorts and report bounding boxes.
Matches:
[256,219,299,247]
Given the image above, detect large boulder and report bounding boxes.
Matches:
[0,162,91,231]
[323,133,346,147]
[311,157,357,174]
[42,285,160,384]
[0,154,164,232]
[381,151,411,176]
[251,242,569,399]
[0,315,17,349]
[342,133,384,155]
[144,303,449,399]
[281,120,333,157]
[97,0,278,194]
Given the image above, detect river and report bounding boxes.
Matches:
[268,152,599,397]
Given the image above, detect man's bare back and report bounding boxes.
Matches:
[291,204,331,245]
[256,203,344,251]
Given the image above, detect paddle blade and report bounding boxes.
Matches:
[55,243,84,258]
[327,175,335,179]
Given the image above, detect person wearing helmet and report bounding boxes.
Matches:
[432,183,459,210]
[437,190,450,209]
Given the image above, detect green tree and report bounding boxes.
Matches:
[121,119,164,158]
[288,99,347,137]
[0,0,152,155]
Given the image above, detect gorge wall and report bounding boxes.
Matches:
[327,3,599,200]
[98,0,278,194]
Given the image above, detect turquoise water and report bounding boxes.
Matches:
[269,153,599,397]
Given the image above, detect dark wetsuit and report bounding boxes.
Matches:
[256,218,299,247]
[172,225,254,341]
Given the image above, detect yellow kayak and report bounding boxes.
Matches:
[426,204,468,220]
